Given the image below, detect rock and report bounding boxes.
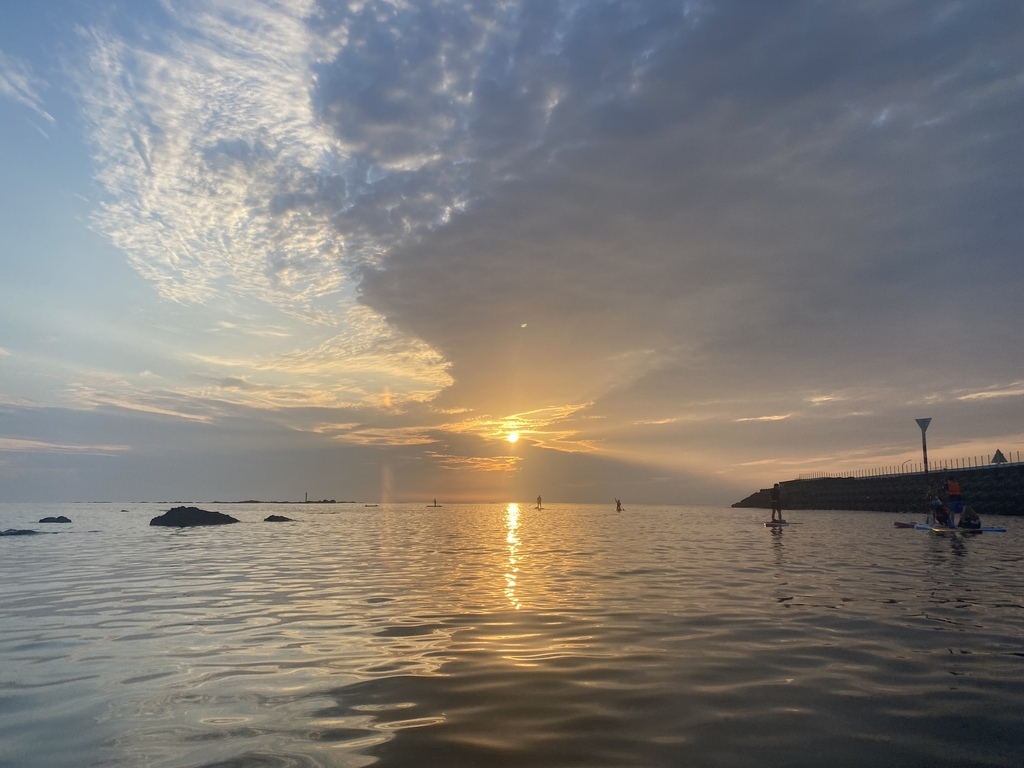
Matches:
[264,514,294,522]
[149,506,239,527]
[1,529,40,536]
[39,516,72,523]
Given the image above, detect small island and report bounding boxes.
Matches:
[149,506,240,527]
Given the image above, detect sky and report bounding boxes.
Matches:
[1,0,1022,505]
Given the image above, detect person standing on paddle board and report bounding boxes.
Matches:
[945,475,963,523]
[770,483,784,522]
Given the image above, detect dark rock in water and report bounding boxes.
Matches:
[2,529,40,536]
[149,506,239,527]
[39,516,72,523]
[264,514,294,522]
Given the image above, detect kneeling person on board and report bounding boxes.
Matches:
[927,495,944,526]
[933,504,954,528]
[957,507,982,530]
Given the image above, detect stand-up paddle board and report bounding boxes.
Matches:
[913,523,1006,533]
[764,521,788,528]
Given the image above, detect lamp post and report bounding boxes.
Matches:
[915,418,931,476]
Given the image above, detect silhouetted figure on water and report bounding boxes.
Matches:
[770,483,784,522]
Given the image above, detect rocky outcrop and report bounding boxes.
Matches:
[149,506,239,527]
[264,514,293,522]
[1,529,40,536]
[39,516,72,523]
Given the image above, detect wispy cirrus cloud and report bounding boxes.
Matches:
[0,50,54,124]
[77,1,347,315]
[0,437,128,456]
[958,382,1024,401]
[426,452,521,472]
[312,424,436,447]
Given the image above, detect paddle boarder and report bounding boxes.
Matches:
[615,498,623,513]
[957,506,982,530]
[945,475,963,523]
[926,493,944,525]
[770,483,784,522]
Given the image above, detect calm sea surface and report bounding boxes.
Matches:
[2,502,1023,768]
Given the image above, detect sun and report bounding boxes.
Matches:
[507,431,520,443]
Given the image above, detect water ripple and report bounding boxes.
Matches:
[2,503,1023,767]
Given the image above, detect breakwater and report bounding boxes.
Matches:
[733,463,1024,516]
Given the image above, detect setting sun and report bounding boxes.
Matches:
[507,431,519,443]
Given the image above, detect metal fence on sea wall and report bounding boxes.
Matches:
[798,452,1023,480]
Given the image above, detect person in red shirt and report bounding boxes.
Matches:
[945,475,963,523]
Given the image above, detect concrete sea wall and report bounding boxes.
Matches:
[733,464,1024,516]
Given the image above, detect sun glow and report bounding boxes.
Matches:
[507,431,519,443]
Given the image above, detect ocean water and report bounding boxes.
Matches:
[2,502,1023,768]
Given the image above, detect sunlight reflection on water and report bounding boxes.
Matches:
[505,503,521,611]
[1,502,1023,767]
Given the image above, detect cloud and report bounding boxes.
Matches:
[958,383,1024,401]
[316,425,437,447]
[358,1,1024,433]
[77,3,348,315]
[0,437,128,456]
[43,0,1024,500]
[426,452,521,473]
[0,50,54,123]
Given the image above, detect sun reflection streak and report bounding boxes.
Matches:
[504,503,521,610]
